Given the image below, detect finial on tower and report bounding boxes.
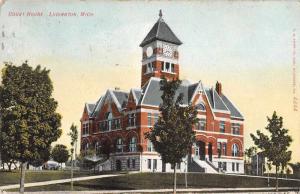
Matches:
[159,9,162,18]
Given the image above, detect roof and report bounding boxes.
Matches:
[112,90,129,109]
[140,78,199,106]
[84,79,243,120]
[86,103,95,117]
[140,16,182,47]
[220,94,243,118]
[132,89,142,105]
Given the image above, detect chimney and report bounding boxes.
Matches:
[216,81,222,95]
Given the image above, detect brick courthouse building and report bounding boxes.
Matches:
[80,11,244,174]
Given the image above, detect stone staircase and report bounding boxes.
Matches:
[191,156,219,173]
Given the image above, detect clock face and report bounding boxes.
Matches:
[163,44,173,57]
[146,46,153,57]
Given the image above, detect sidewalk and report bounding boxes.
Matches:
[2,187,300,194]
[0,174,122,191]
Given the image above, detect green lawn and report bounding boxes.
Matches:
[15,172,300,192]
[0,170,91,186]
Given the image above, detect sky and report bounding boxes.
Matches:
[0,0,300,162]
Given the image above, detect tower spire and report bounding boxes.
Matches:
[159,9,162,19]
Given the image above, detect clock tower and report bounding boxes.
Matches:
[140,10,182,87]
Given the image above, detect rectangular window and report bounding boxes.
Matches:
[148,159,151,169]
[222,162,227,171]
[171,63,175,72]
[222,143,227,156]
[153,159,157,170]
[132,159,136,169]
[127,159,130,168]
[161,62,164,71]
[236,163,239,172]
[128,113,136,127]
[147,113,152,126]
[199,119,206,131]
[220,121,225,133]
[83,123,89,135]
[217,142,222,157]
[177,163,181,169]
[147,140,153,152]
[153,113,159,125]
[232,162,235,172]
[218,162,222,169]
[152,62,156,71]
[166,62,170,72]
[232,123,240,135]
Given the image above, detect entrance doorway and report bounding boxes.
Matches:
[198,141,206,161]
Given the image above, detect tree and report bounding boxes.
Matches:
[250,111,292,191]
[0,62,62,193]
[68,123,78,191]
[51,144,69,169]
[145,78,199,194]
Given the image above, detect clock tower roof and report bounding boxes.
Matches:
[139,10,182,47]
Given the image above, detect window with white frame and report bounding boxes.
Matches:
[153,113,159,125]
[217,142,222,157]
[232,144,239,157]
[147,140,154,152]
[222,143,227,156]
[231,123,240,135]
[198,119,206,131]
[147,113,152,126]
[236,163,239,171]
[128,113,136,127]
[171,63,175,72]
[220,121,226,133]
[116,138,123,153]
[113,119,121,130]
[153,159,157,170]
[82,123,89,135]
[95,141,101,155]
[148,159,151,169]
[129,137,137,152]
[232,162,235,171]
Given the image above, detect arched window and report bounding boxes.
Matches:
[195,103,206,111]
[232,144,239,157]
[116,138,123,153]
[129,137,137,152]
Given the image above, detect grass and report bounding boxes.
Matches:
[13,172,300,192]
[0,170,92,186]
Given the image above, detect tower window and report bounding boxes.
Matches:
[166,62,170,72]
[161,62,164,71]
[152,62,156,71]
[171,63,174,72]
